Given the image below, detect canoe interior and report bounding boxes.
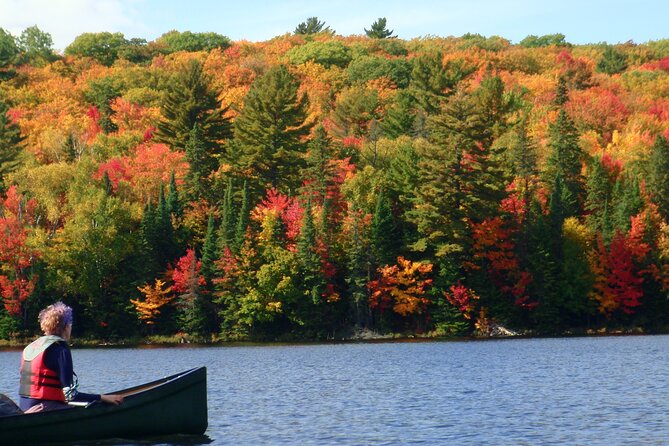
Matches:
[0,366,208,445]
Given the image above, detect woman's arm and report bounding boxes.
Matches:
[45,344,122,405]
[57,347,122,405]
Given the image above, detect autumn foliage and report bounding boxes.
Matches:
[3,25,669,340]
[131,279,174,325]
[0,187,38,317]
[368,257,433,316]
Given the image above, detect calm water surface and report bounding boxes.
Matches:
[1,336,669,445]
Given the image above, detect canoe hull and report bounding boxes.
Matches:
[0,367,207,444]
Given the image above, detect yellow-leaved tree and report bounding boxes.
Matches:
[368,256,433,316]
[131,279,174,326]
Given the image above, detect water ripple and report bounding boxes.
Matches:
[2,336,669,445]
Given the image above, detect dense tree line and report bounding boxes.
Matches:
[2,21,669,340]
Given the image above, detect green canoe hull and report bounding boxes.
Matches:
[0,367,208,444]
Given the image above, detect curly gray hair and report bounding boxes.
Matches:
[38,301,73,336]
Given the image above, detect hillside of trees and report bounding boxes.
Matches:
[2,19,669,340]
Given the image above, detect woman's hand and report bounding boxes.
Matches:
[101,394,124,405]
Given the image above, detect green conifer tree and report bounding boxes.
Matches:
[596,45,628,75]
[218,178,236,251]
[201,213,218,287]
[184,123,217,200]
[319,196,334,251]
[294,17,332,35]
[646,135,669,221]
[0,94,23,191]
[346,207,370,328]
[554,76,569,106]
[140,199,159,274]
[301,125,334,202]
[544,109,585,217]
[409,54,474,117]
[156,186,177,264]
[167,171,182,218]
[526,197,562,332]
[371,190,401,267]
[297,198,325,305]
[232,65,311,196]
[508,115,538,235]
[386,139,420,248]
[381,90,417,138]
[155,59,231,151]
[611,175,642,234]
[548,175,568,260]
[364,18,395,39]
[585,156,613,235]
[234,181,250,252]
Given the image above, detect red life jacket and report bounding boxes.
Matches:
[19,336,67,402]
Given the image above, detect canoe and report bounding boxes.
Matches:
[0,366,208,445]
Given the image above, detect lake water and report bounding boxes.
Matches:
[2,336,669,445]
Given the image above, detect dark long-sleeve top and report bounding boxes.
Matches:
[19,342,100,411]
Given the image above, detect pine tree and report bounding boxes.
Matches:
[365,18,395,39]
[371,190,401,267]
[508,115,538,219]
[611,175,642,234]
[646,135,669,221]
[526,197,563,332]
[386,139,420,248]
[301,125,334,202]
[544,109,585,217]
[346,207,370,328]
[297,198,325,305]
[585,156,613,235]
[201,213,218,287]
[409,79,513,296]
[554,76,568,106]
[167,171,182,218]
[409,54,474,116]
[548,175,568,260]
[140,199,159,275]
[410,52,448,115]
[472,73,518,145]
[319,195,334,251]
[218,178,236,251]
[234,181,250,252]
[294,17,332,35]
[381,90,417,138]
[155,58,231,151]
[409,91,477,263]
[596,46,628,75]
[156,186,177,264]
[232,65,311,196]
[184,123,217,200]
[0,94,23,192]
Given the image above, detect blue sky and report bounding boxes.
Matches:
[0,0,666,52]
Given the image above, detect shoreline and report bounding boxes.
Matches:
[0,326,658,350]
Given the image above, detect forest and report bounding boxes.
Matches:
[2,18,669,341]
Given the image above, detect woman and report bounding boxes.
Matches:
[19,301,123,412]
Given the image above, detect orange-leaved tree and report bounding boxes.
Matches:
[368,256,433,316]
[131,279,174,326]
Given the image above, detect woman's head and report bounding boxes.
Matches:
[38,302,73,337]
